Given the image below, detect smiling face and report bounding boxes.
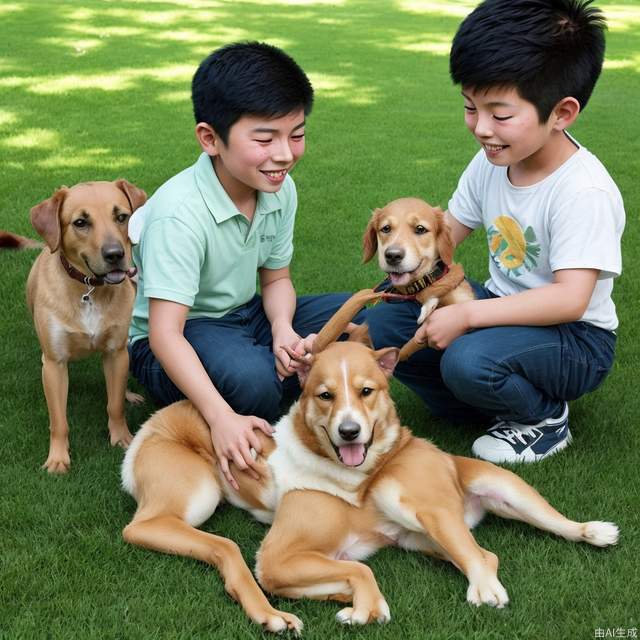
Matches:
[296,342,400,471]
[362,198,453,288]
[197,109,306,208]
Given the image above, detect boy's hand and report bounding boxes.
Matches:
[271,321,303,380]
[208,409,274,490]
[415,304,471,350]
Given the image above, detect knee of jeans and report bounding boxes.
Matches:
[440,339,489,398]
[214,362,282,421]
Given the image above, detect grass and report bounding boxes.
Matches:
[1,0,638,638]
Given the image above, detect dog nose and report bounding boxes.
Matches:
[384,247,404,266]
[338,420,361,441]
[102,243,125,264]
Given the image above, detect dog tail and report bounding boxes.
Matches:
[0,230,42,250]
[453,456,619,547]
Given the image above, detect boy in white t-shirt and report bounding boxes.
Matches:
[367,0,625,463]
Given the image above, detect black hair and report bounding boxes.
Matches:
[192,42,314,144]
[450,0,607,121]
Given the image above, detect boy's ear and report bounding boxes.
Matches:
[551,97,580,131]
[195,122,220,156]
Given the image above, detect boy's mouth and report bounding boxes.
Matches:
[483,143,509,154]
[261,168,288,183]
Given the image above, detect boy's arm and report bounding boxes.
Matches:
[417,268,598,350]
[445,210,474,248]
[259,266,301,379]
[148,298,273,489]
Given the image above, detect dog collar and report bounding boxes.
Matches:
[383,260,450,297]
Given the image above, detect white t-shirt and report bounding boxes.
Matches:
[448,138,625,331]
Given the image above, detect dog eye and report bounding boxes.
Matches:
[116,213,129,224]
[361,387,374,397]
[318,391,333,401]
[415,225,428,235]
[73,218,88,228]
[380,225,391,234]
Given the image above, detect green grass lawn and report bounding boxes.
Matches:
[1,1,638,638]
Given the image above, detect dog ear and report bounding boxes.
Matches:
[434,207,454,265]
[30,188,68,252]
[347,322,373,348]
[374,347,399,378]
[295,360,313,388]
[115,179,147,213]
[362,209,380,263]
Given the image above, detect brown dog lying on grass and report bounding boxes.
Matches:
[120,305,618,633]
[12,180,146,473]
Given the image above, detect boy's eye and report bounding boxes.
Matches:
[291,133,305,141]
[253,138,272,144]
[464,105,476,112]
[493,115,512,121]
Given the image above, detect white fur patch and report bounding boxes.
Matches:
[184,479,221,527]
[286,581,351,599]
[372,479,421,531]
[47,317,69,361]
[335,533,382,561]
[121,424,152,497]
[270,407,367,507]
[583,521,619,547]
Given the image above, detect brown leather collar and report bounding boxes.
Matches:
[59,254,137,286]
[385,260,450,297]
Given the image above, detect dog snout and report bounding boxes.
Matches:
[384,246,404,266]
[102,242,125,265]
[338,420,361,441]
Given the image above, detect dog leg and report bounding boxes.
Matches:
[259,548,390,625]
[415,509,509,608]
[41,356,71,473]
[123,516,302,633]
[102,348,133,448]
[417,297,439,325]
[455,457,619,547]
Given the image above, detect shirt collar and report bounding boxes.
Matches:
[194,152,281,223]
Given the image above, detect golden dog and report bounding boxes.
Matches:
[27,180,146,473]
[121,321,617,632]
[363,196,475,358]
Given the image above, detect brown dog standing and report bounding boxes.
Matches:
[27,180,146,473]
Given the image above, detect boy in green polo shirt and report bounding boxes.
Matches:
[128,43,354,488]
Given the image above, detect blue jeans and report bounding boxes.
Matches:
[129,293,360,422]
[366,281,616,424]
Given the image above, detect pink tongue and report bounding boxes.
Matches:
[339,443,365,467]
[103,270,126,284]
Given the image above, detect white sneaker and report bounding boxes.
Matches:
[472,403,571,464]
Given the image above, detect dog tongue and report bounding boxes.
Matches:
[339,443,365,467]
[103,270,126,284]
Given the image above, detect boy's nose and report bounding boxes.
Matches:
[474,114,494,138]
[272,139,294,162]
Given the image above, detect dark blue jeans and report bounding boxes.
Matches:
[129,293,359,422]
[366,281,616,424]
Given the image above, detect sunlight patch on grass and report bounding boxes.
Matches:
[2,129,60,150]
[308,72,380,105]
[0,3,23,16]
[231,0,345,4]
[36,148,142,170]
[604,5,640,31]
[396,0,474,17]
[157,90,191,103]
[383,34,452,56]
[42,38,105,56]
[64,24,145,39]
[0,110,18,127]
[604,55,640,72]
[27,64,194,95]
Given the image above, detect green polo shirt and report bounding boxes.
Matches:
[128,152,296,343]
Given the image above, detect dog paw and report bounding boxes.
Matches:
[125,390,144,405]
[466,577,509,608]
[582,521,619,547]
[417,298,439,325]
[336,598,391,625]
[261,610,303,635]
[42,454,70,474]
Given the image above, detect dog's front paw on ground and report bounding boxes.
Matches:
[125,389,145,405]
[42,451,71,474]
[336,598,391,625]
[261,609,303,635]
[466,577,509,608]
[109,424,134,448]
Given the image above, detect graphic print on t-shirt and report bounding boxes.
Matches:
[487,215,540,278]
